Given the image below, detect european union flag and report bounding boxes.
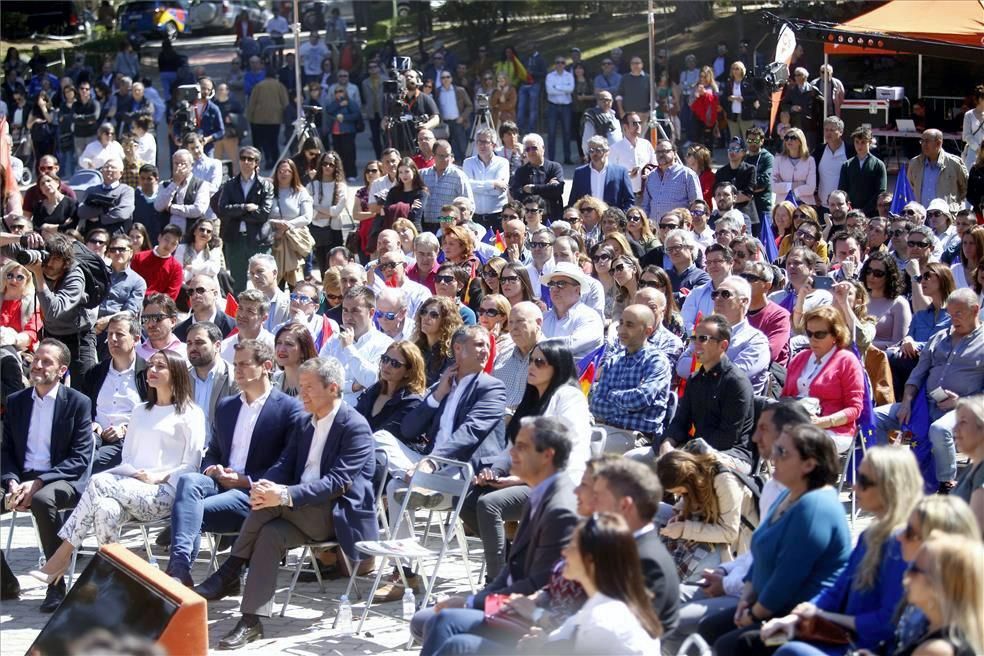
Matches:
[889,164,915,215]
[759,216,780,263]
[785,189,799,206]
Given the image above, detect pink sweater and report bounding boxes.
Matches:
[783,347,865,437]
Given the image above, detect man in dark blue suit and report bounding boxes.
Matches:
[567,135,635,211]
[371,324,506,601]
[195,356,377,650]
[164,340,304,587]
[1,339,92,610]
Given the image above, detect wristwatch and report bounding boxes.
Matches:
[279,487,292,507]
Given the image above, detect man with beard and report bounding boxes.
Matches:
[186,322,238,442]
[643,139,701,219]
[384,69,438,155]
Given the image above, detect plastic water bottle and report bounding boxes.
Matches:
[336,594,353,636]
[402,587,416,621]
[148,555,160,570]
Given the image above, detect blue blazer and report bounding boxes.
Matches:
[201,388,304,480]
[264,402,377,560]
[568,162,635,211]
[400,373,507,472]
[1,385,93,491]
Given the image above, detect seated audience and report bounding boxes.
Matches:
[220,289,275,362]
[354,340,426,436]
[284,280,339,351]
[1,339,93,611]
[743,262,791,367]
[680,244,735,334]
[136,293,187,359]
[412,295,464,387]
[174,274,237,341]
[186,322,239,441]
[0,260,43,351]
[493,301,544,410]
[632,287,685,365]
[953,395,984,530]
[272,322,318,397]
[248,254,291,333]
[477,293,513,368]
[130,224,185,300]
[860,250,911,351]
[888,262,954,397]
[541,263,605,360]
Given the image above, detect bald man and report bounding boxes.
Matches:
[907,128,968,208]
[493,302,544,409]
[633,288,684,364]
[174,274,237,341]
[77,156,135,235]
[589,304,673,453]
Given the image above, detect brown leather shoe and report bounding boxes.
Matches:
[373,572,423,602]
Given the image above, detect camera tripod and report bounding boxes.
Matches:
[383,102,419,156]
[465,105,496,158]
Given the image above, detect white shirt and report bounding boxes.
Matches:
[429,372,477,453]
[221,328,275,364]
[548,592,660,655]
[136,132,157,166]
[589,164,607,200]
[94,358,142,430]
[319,327,393,406]
[25,384,59,472]
[525,259,556,297]
[302,405,340,484]
[192,155,223,194]
[610,136,656,194]
[370,276,431,319]
[462,154,509,215]
[299,40,329,76]
[796,346,836,398]
[545,69,575,105]
[817,142,848,206]
[542,301,605,360]
[731,80,743,115]
[228,389,272,473]
[79,139,126,171]
[436,85,459,120]
[119,404,206,489]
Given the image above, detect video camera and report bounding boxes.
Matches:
[172,84,201,141]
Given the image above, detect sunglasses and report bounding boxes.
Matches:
[592,254,612,262]
[627,215,643,223]
[500,275,520,284]
[290,293,314,304]
[547,280,577,290]
[902,209,919,216]
[377,261,400,271]
[694,334,721,343]
[379,353,406,368]
[478,308,502,318]
[907,240,930,249]
[926,210,945,218]
[435,274,456,284]
[659,223,679,230]
[640,279,664,289]
[374,310,399,321]
[107,246,129,254]
[481,269,499,279]
[188,286,212,296]
[366,167,380,173]
[855,472,877,490]
[141,313,171,324]
[421,309,442,319]
[239,155,258,162]
[530,356,550,368]
[88,238,107,246]
[805,329,830,340]
[865,269,887,278]
[914,273,937,283]
[524,207,542,214]
[710,289,736,300]
[5,273,27,281]
[783,134,798,141]
[613,264,634,274]
[691,209,706,217]
[796,230,818,241]
[531,241,552,249]
[739,273,765,283]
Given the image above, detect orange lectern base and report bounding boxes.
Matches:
[98,544,209,656]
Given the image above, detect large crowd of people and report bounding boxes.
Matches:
[2,18,984,656]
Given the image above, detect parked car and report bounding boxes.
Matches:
[189,0,271,33]
[0,0,92,39]
[118,0,191,40]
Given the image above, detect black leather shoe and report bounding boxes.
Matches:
[155,526,172,548]
[193,557,244,601]
[218,617,263,650]
[39,580,66,613]
[0,552,19,600]
[165,566,194,588]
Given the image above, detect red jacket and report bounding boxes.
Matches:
[130,249,184,301]
[783,347,865,438]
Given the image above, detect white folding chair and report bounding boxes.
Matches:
[589,426,607,458]
[837,430,869,528]
[346,456,473,643]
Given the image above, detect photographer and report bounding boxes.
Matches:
[26,234,96,383]
[383,68,439,155]
[76,157,135,236]
[169,78,224,156]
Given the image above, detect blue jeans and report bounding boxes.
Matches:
[517,83,540,135]
[775,641,849,656]
[874,403,958,480]
[60,146,78,177]
[168,473,251,575]
[545,102,572,162]
[447,120,469,162]
[420,608,512,656]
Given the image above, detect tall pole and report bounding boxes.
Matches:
[292,0,303,134]
[648,0,657,146]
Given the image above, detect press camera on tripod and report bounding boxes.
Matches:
[172,85,202,142]
[382,56,423,153]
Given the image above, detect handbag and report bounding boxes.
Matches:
[795,615,852,646]
[661,537,721,583]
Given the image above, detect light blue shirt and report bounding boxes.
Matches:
[192,364,218,440]
[919,157,942,207]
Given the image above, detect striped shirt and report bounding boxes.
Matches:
[420,165,473,224]
[589,343,672,435]
[642,162,702,219]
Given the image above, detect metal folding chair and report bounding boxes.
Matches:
[837,430,868,529]
[345,456,473,643]
[589,426,608,458]
[278,449,391,617]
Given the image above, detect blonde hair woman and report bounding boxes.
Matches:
[0,260,42,351]
[773,127,816,206]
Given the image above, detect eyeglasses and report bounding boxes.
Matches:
[478,308,502,318]
[500,275,520,284]
[377,261,400,271]
[531,241,552,249]
[290,293,314,304]
[659,223,679,230]
[524,207,542,214]
[914,273,936,283]
[666,245,686,254]
[379,353,406,368]
[902,209,919,217]
[5,272,26,282]
[141,313,171,324]
[530,356,550,368]
[865,269,887,278]
[547,280,578,290]
[421,309,442,319]
[805,329,830,340]
[592,254,612,263]
[711,289,737,300]
[435,275,456,285]
[627,214,642,223]
[795,230,818,241]
[926,210,945,218]
[855,472,877,490]
[640,279,664,289]
[188,286,213,296]
[107,246,129,254]
[907,240,930,249]
[694,334,721,343]
[88,238,107,246]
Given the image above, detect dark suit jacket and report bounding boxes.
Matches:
[354,384,423,437]
[400,373,506,472]
[838,154,887,216]
[215,174,274,244]
[509,160,566,221]
[80,355,150,418]
[264,402,377,560]
[714,161,759,223]
[1,385,93,490]
[720,79,758,121]
[473,474,578,609]
[568,163,634,211]
[201,388,304,480]
[637,526,682,633]
[174,311,237,342]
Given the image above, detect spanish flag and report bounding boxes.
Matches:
[494,230,506,254]
[576,345,606,397]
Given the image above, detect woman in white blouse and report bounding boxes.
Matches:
[307,150,349,275]
[772,127,816,206]
[78,122,126,171]
[174,217,226,283]
[29,349,206,584]
[269,158,314,284]
[516,513,663,655]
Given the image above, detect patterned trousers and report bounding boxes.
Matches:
[58,473,176,548]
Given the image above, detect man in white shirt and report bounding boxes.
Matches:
[815,116,851,213]
[462,127,509,231]
[610,111,656,199]
[153,149,210,233]
[82,312,147,473]
[319,286,393,406]
[182,132,223,196]
[221,289,276,363]
[248,254,291,333]
[164,340,303,587]
[298,30,329,85]
[375,287,413,340]
[541,262,605,359]
[1,338,93,611]
[545,56,576,164]
[525,228,556,298]
[369,249,430,318]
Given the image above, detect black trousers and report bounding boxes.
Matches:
[49,329,96,388]
[250,123,281,167]
[331,132,357,181]
[1,475,80,559]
